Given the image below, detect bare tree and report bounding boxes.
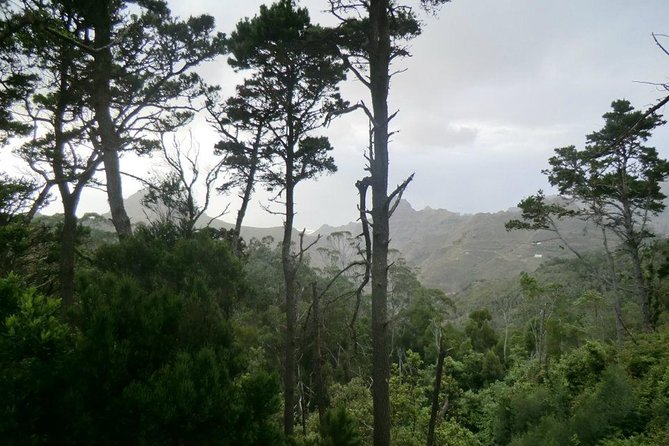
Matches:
[328,1,450,443]
[136,133,228,237]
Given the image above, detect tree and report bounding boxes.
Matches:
[0,230,286,444]
[139,133,227,238]
[206,78,271,249]
[0,2,35,144]
[0,274,75,445]
[510,100,669,332]
[227,0,346,435]
[519,273,561,367]
[328,1,451,443]
[12,0,101,306]
[319,406,363,446]
[465,309,499,354]
[0,173,43,224]
[65,0,225,238]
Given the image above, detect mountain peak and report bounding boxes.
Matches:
[395,199,415,213]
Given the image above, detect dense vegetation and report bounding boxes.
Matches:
[2,0,669,445]
[3,214,669,445]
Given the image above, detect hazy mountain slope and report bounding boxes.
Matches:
[93,190,669,295]
[315,199,669,294]
[101,190,292,242]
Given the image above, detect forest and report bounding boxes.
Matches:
[1,0,669,445]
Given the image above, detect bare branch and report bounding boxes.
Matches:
[388,67,408,78]
[350,176,372,350]
[652,32,669,58]
[359,100,376,125]
[321,260,367,303]
[387,173,414,217]
[205,203,231,227]
[295,230,322,265]
[325,101,370,125]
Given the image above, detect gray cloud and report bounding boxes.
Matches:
[59,0,669,230]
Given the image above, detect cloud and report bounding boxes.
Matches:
[396,119,479,152]
[60,0,669,229]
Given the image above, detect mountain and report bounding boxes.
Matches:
[95,190,669,295]
[313,199,616,294]
[100,189,295,243]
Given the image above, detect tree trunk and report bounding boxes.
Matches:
[539,308,546,367]
[630,247,651,331]
[234,131,262,238]
[101,147,131,238]
[26,183,52,221]
[91,3,132,239]
[59,195,77,307]
[282,173,297,437]
[427,346,446,446]
[502,309,509,364]
[312,282,329,424]
[368,1,392,444]
[602,229,624,344]
[232,142,260,255]
[234,177,252,235]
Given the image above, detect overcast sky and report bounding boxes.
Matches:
[44,0,669,229]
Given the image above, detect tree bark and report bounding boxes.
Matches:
[368,1,392,444]
[602,228,624,344]
[234,131,262,237]
[232,135,261,255]
[282,161,297,437]
[427,346,446,446]
[234,177,253,235]
[59,195,77,307]
[26,183,52,221]
[312,282,329,423]
[91,2,132,239]
[630,247,651,331]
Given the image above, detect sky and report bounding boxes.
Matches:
[37,0,669,229]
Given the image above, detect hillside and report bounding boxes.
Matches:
[99,189,292,242]
[91,190,669,295]
[314,199,615,294]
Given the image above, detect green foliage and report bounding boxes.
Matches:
[548,100,668,218]
[0,230,284,445]
[483,332,669,446]
[554,341,611,396]
[508,99,669,330]
[67,230,283,444]
[434,419,481,446]
[505,190,577,232]
[465,309,498,353]
[390,351,430,445]
[0,218,61,295]
[0,174,40,225]
[329,378,374,444]
[0,275,74,445]
[390,259,455,361]
[569,365,637,444]
[227,0,345,192]
[92,226,246,316]
[318,406,362,446]
[76,0,225,138]
[0,7,35,143]
[493,382,556,445]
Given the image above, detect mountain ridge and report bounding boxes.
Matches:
[94,190,669,295]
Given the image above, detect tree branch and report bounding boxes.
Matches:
[387,173,414,217]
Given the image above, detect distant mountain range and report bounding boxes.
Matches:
[88,189,669,295]
[315,200,609,293]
